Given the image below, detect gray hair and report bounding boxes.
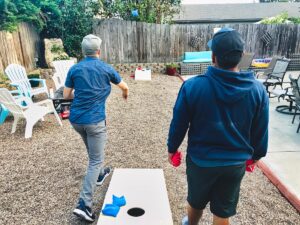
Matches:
[81,34,102,56]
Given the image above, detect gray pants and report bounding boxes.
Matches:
[72,120,107,208]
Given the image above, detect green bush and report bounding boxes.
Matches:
[51,44,64,54]
[166,63,179,69]
[260,12,300,24]
[0,0,48,32]
[53,55,70,61]
[0,72,14,90]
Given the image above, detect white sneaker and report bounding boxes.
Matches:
[182,215,189,225]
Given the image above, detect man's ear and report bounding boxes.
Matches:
[212,52,216,64]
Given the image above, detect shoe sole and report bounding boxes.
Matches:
[96,171,110,186]
[73,209,94,223]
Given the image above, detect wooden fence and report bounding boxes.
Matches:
[93,19,300,64]
[0,23,40,73]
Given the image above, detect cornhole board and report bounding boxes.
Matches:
[135,69,151,81]
[181,75,197,81]
[97,169,173,225]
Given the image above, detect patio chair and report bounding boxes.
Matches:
[0,104,9,125]
[255,56,281,79]
[52,60,75,89]
[0,88,62,138]
[238,52,255,71]
[5,64,49,98]
[256,58,290,96]
[290,75,300,133]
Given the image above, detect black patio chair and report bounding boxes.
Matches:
[238,52,255,71]
[290,75,300,133]
[257,58,291,97]
[255,56,281,78]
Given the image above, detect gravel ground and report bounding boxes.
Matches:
[0,74,299,225]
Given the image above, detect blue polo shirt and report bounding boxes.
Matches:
[65,57,122,124]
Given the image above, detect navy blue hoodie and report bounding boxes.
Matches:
[168,66,269,167]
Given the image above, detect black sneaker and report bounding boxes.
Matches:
[96,167,111,186]
[73,198,95,223]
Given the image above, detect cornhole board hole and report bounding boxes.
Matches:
[135,69,151,81]
[97,169,173,225]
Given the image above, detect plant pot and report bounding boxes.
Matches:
[28,74,40,87]
[166,67,177,76]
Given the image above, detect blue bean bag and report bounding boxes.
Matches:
[112,195,126,207]
[102,204,120,217]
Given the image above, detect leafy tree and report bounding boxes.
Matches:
[98,0,181,24]
[0,0,42,32]
[40,0,100,58]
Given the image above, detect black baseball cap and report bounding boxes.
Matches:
[207,28,245,59]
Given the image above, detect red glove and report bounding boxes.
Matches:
[171,151,182,167]
[246,160,256,172]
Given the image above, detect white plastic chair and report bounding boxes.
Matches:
[0,88,62,138]
[52,60,75,89]
[5,64,49,98]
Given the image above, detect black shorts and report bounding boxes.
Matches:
[186,155,246,218]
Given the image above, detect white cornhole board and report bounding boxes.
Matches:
[135,69,151,81]
[182,75,197,81]
[97,169,173,225]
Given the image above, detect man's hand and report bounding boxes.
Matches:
[117,81,129,100]
[63,87,74,99]
[122,90,128,100]
[168,153,175,165]
[168,151,182,167]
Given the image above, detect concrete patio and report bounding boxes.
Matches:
[261,93,300,211]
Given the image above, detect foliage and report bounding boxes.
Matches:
[289,17,300,24]
[51,44,64,53]
[53,55,70,61]
[98,0,181,24]
[166,63,178,69]
[260,12,289,24]
[0,72,13,90]
[0,0,181,58]
[260,12,300,24]
[41,0,100,59]
[0,0,60,32]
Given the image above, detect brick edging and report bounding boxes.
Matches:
[258,161,300,212]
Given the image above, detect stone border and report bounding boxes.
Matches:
[112,63,180,74]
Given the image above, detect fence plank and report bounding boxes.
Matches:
[0,23,40,73]
[93,19,300,64]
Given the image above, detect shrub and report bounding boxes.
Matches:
[166,63,179,69]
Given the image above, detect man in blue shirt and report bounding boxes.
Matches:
[167,28,269,225]
[64,34,129,223]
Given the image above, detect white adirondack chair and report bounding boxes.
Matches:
[0,88,62,138]
[52,60,75,89]
[5,64,49,98]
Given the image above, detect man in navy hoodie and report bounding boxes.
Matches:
[167,28,269,225]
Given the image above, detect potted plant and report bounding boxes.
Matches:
[28,73,41,88]
[166,63,178,76]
